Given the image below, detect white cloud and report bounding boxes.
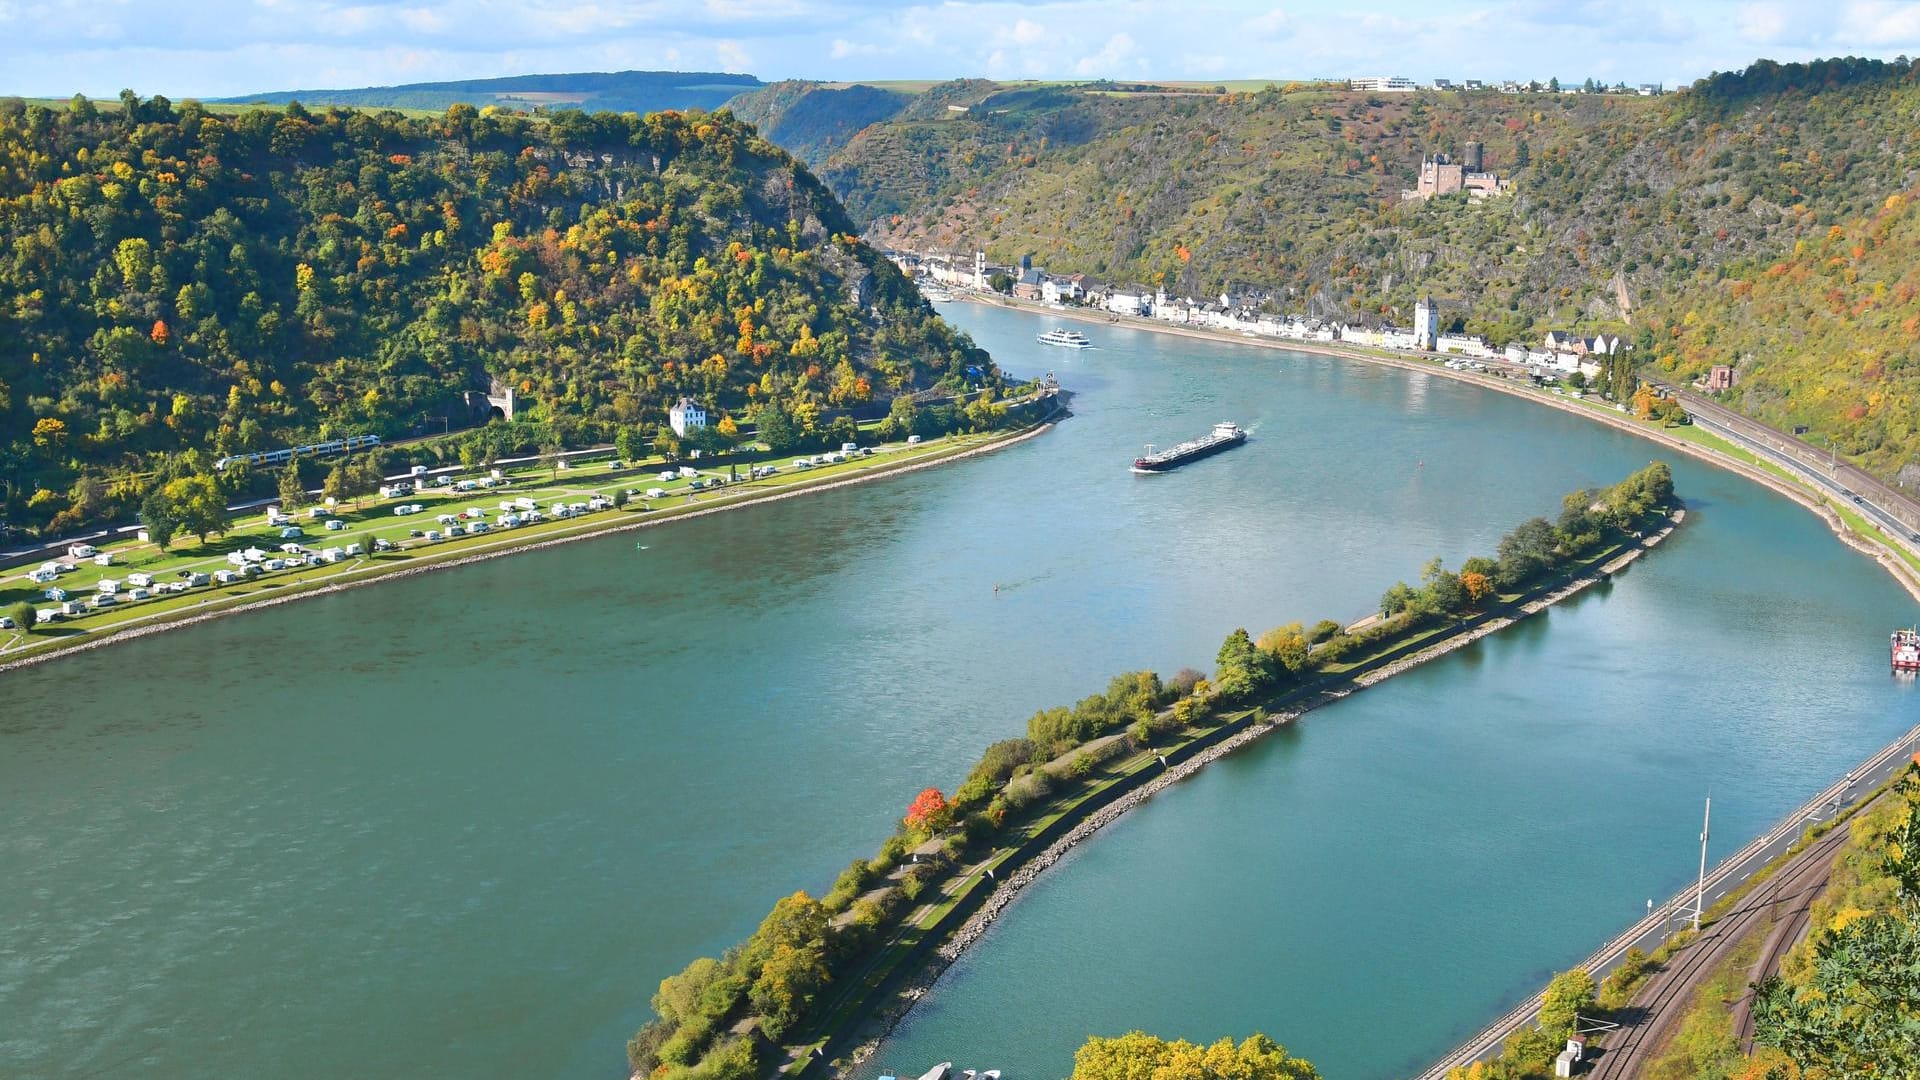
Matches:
[397,6,450,34]
[6,0,1920,101]
[1737,1,1792,41]
[1007,18,1047,45]
[1246,7,1289,35]
[704,0,812,19]
[1074,31,1139,76]
[714,39,752,71]
[1839,0,1920,44]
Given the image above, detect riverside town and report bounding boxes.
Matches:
[2,16,1918,1080]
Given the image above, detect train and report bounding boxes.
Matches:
[214,434,382,471]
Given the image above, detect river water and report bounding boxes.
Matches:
[1,301,1911,1080]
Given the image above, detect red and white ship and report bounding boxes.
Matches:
[1893,629,1920,673]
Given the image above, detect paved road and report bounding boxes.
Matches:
[1666,388,1920,551]
[1414,722,1920,1080]
[1583,807,1858,1078]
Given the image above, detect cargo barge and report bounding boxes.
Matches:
[1131,421,1246,473]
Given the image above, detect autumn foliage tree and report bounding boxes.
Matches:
[904,787,951,831]
[1071,1032,1320,1080]
[0,95,1001,536]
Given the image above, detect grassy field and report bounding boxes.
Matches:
[12,96,445,118]
[0,424,1026,663]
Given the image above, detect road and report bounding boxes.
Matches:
[1582,807,1857,1078]
[1666,387,1920,550]
[1414,722,1920,1080]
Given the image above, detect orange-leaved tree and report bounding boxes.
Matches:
[904,787,951,831]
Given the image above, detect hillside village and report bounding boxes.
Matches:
[898,250,1650,388]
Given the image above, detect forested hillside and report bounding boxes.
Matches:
[725,81,910,166]
[811,59,1920,477]
[0,94,992,535]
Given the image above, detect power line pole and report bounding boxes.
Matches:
[1693,794,1712,930]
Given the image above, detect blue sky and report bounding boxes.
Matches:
[3,0,1919,97]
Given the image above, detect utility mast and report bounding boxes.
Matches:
[1693,795,1712,930]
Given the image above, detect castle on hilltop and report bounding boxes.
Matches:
[1409,143,1503,200]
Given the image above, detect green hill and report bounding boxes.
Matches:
[724,80,911,164]
[0,94,992,535]
[816,60,1920,477]
[215,70,763,116]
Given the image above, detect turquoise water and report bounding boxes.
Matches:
[0,301,1911,1080]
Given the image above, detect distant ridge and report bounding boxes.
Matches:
[214,69,763,115]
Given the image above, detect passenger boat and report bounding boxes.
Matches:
[1131,421,1246,473]
[1893,628,1919,672]
[1037,328,1094,349]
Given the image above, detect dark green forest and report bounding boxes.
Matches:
[0,94,992,535]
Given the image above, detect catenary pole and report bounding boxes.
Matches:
[1693,794,1712,930]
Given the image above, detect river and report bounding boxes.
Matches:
[0,301,1910,1080]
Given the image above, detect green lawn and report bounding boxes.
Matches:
[1,425,1021,662]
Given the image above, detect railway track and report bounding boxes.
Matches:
[1729,859,1832,1051]
[1584,820,1856,1079]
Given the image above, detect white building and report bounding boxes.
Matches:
[669,397,708,438]
[1437,334,1495,357]
[1381,327,1421,350]
[1350,76,1418,92]
[1413,296,1439,351]
[1105,291,1150,316]
[1040,278,1075,304]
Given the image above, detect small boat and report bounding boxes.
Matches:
[916,1063,953,1080]
[1037,328,1094,349]
[962,1071,977,1080]
[1893,628,1919,673]
[979,1072,1001,1080]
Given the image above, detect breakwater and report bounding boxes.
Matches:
[828,509,1684,1075]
